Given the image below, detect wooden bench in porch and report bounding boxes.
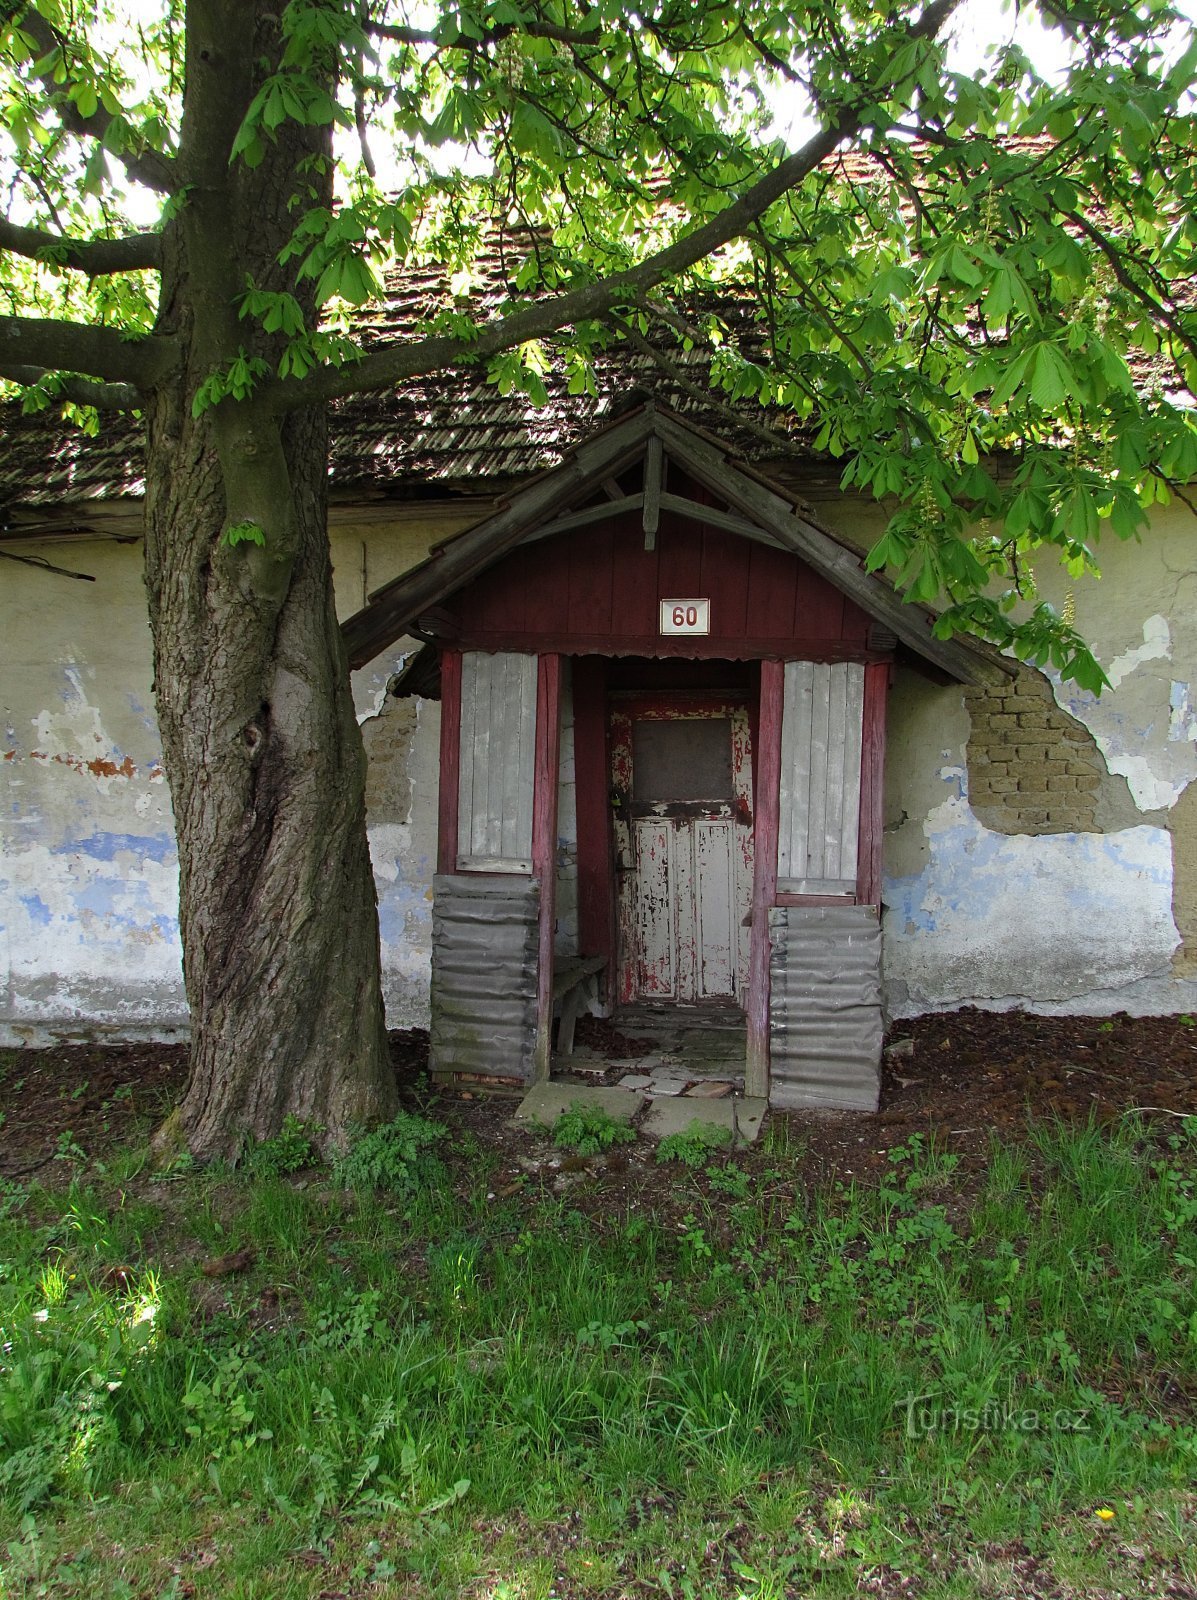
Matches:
[552,955,607,1056]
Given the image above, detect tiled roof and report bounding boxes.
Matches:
[0,140,1190,515]
[0,281,800,514]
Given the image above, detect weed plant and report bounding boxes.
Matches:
[655,1121,732,1166]
[0,1115,1194,1597]
[550,1101,637,1155]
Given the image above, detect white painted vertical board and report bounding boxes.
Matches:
[695,820,736,998]
[634,817,675,997]
[778,661,865,895]
[457,650,538,872]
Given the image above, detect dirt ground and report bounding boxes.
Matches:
[3,1008,1195,1185]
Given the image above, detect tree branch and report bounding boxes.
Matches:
[0,362,142,408]
[271,0,964,411]
[1063,208,1197,370]
[0,315,175,389]
[366,17,600,49]
[11,4,177,194]
[0,214,161,275]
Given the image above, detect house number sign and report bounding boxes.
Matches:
[659,598,710,636]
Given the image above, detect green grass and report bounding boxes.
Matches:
[0,1111,1195,1597]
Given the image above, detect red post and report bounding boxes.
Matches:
[572,657,616,978]
[531,653,563,1081]
[437,648,463,876]
[858,661,889,906]
[746,659,783,1098]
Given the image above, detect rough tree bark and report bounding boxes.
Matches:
[144,0,396,1160]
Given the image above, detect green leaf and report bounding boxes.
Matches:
[1028,343,1075,410]
[221,520,266,549]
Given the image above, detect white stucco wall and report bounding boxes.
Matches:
[1,514,473,1044]
[2,541,187,1042]
[878,497,1197,1017]
[3,493,1195,1042]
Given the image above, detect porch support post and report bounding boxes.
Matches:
[437,648,463,875]
[572,657,616,979]
[746,658,783,1098]
[531,653,563,1082]
[858,661,890,906]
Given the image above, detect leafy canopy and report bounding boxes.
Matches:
[1,0,1196,689]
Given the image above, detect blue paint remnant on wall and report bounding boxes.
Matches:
[19,893,52,926]
[377,880,429,947]
[75,879,124,917]
[883,798,1178,1005]
[1169,681,1197,744]
[887,811,1172,922]
[883,878,938,933]
[125,693,162,737]
[55,832,176,864]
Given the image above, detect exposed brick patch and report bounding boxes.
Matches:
[965,668,1107,835]
[362,692,418,827]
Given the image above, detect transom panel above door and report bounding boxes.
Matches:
[609,696,754,1008]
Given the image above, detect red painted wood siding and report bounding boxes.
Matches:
[745,659,783,1097]
[450,476,872,658]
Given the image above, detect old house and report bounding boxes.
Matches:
[3,265,1195,1108]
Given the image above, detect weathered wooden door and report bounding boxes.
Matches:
[610,698,753,1006]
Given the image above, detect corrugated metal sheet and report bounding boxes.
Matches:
[457,650,537,872]
[429,873,540,1079]
[778,661,864,895]
[768,903,882,1111]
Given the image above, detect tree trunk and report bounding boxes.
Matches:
[143,0,397,1161]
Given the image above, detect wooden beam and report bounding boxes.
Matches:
[531,653,563,1083]
[746,659,783,1099]
[437,649,463,876]
[524,493,643,541]
[342,409,659,668]
[657,491,780,544]
[857,661,889,906]
[523,487,779,548]
[642,435,663,552]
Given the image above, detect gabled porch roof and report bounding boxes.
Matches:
[342,403,1010,686]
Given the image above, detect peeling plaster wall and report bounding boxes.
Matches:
[357,687,441,1028]
[3,516,473,1044]
[881,495,1197,1016]
[883,738,1180,1016]
[2,541,186,1043]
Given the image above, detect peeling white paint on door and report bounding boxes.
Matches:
[612,702,753,1007]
